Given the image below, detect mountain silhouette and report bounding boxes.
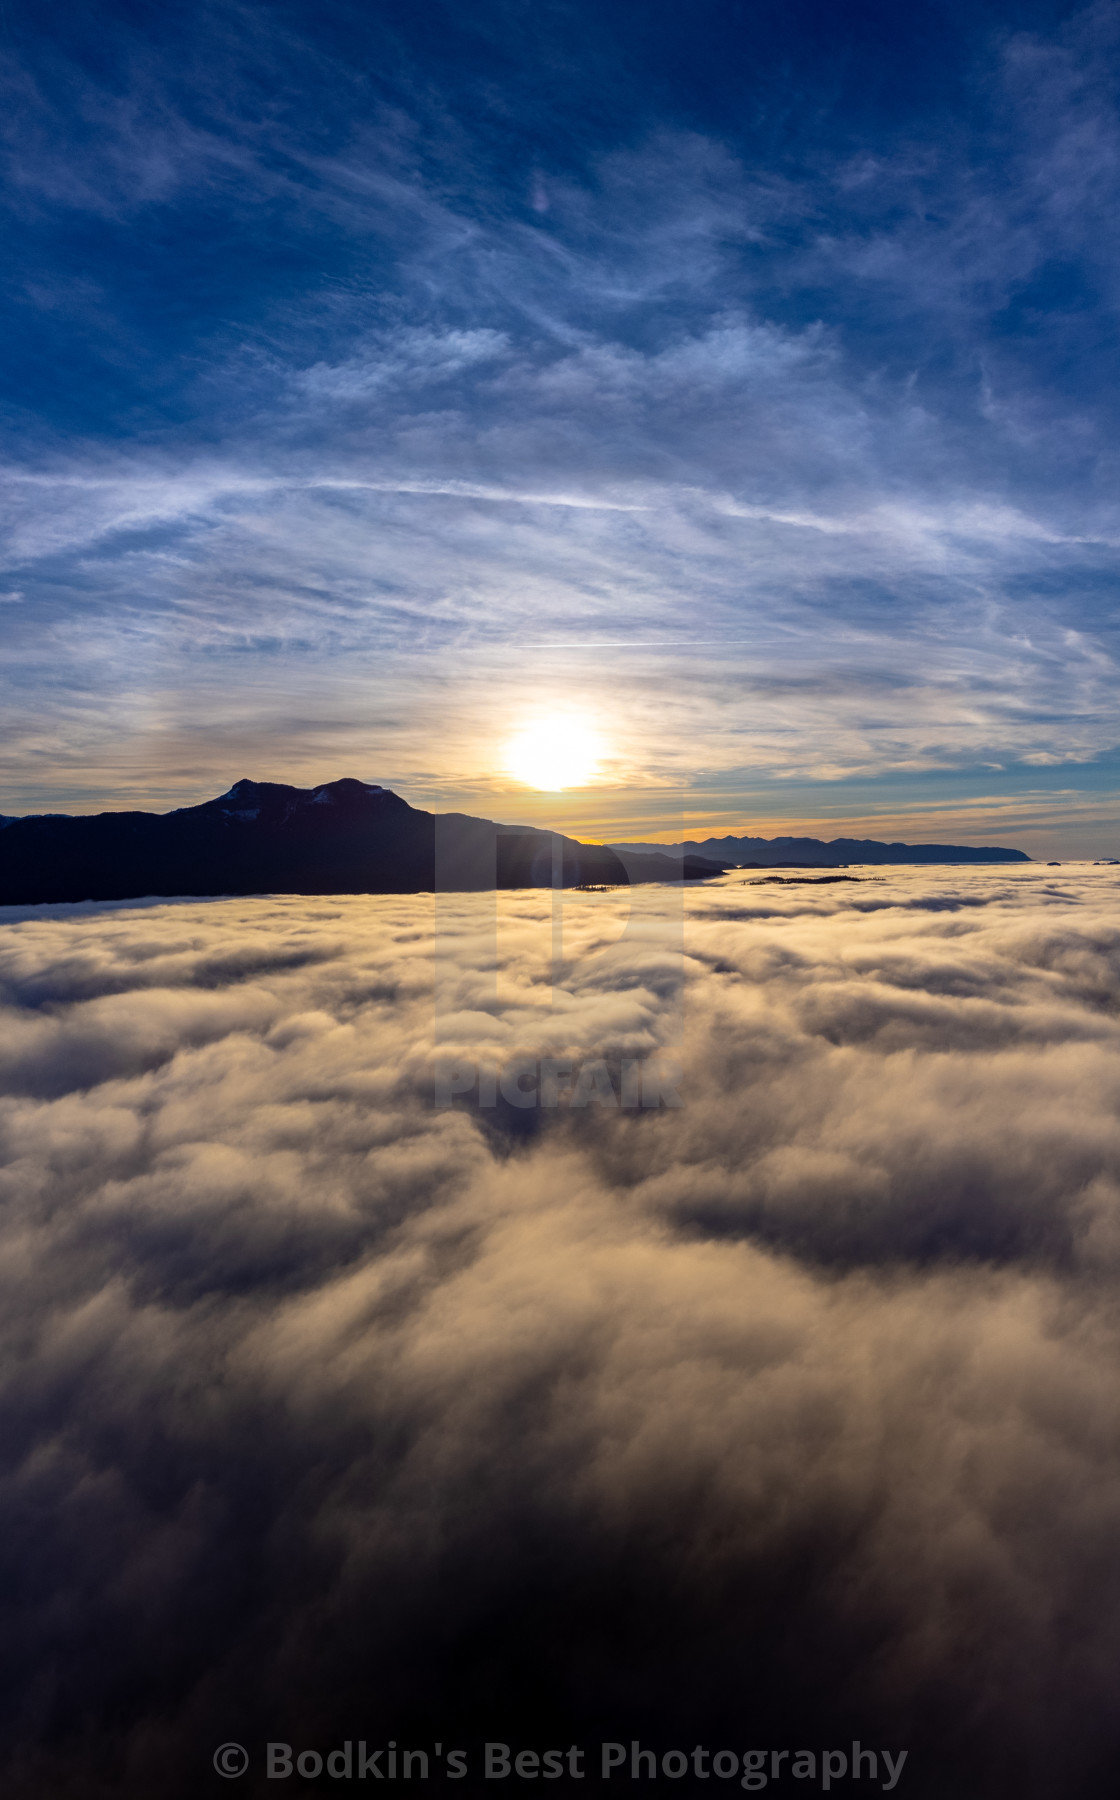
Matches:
[0,779,727,904]
[610,831,1030,865]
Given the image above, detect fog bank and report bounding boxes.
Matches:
[2,867,1119,1797]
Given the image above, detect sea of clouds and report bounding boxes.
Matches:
[2,868,1120,1797]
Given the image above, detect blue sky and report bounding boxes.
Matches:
[1,0,1118,851]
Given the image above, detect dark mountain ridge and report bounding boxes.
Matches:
[610,831,1030,865]
[0,779,726,905]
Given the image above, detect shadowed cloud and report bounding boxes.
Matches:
[1,866,1120,1795]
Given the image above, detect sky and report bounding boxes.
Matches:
[2,0,1119,853]
[3,868,1120,1796]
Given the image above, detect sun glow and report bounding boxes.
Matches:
[505,717,603,790]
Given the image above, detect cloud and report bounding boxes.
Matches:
[296,329,511,403]
[2,8,1120,818]
[2,867,1120,1795]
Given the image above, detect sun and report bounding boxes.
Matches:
[505,716,603,791]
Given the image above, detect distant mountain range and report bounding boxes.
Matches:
[609,833,1030,865]
[0,779,728,905]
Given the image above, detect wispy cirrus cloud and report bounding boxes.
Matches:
[0,3,1118,839]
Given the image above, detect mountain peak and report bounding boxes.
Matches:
[0,779,730,903]
[210,777,397,810]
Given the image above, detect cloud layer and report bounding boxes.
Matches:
[3,867,1120,1796]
